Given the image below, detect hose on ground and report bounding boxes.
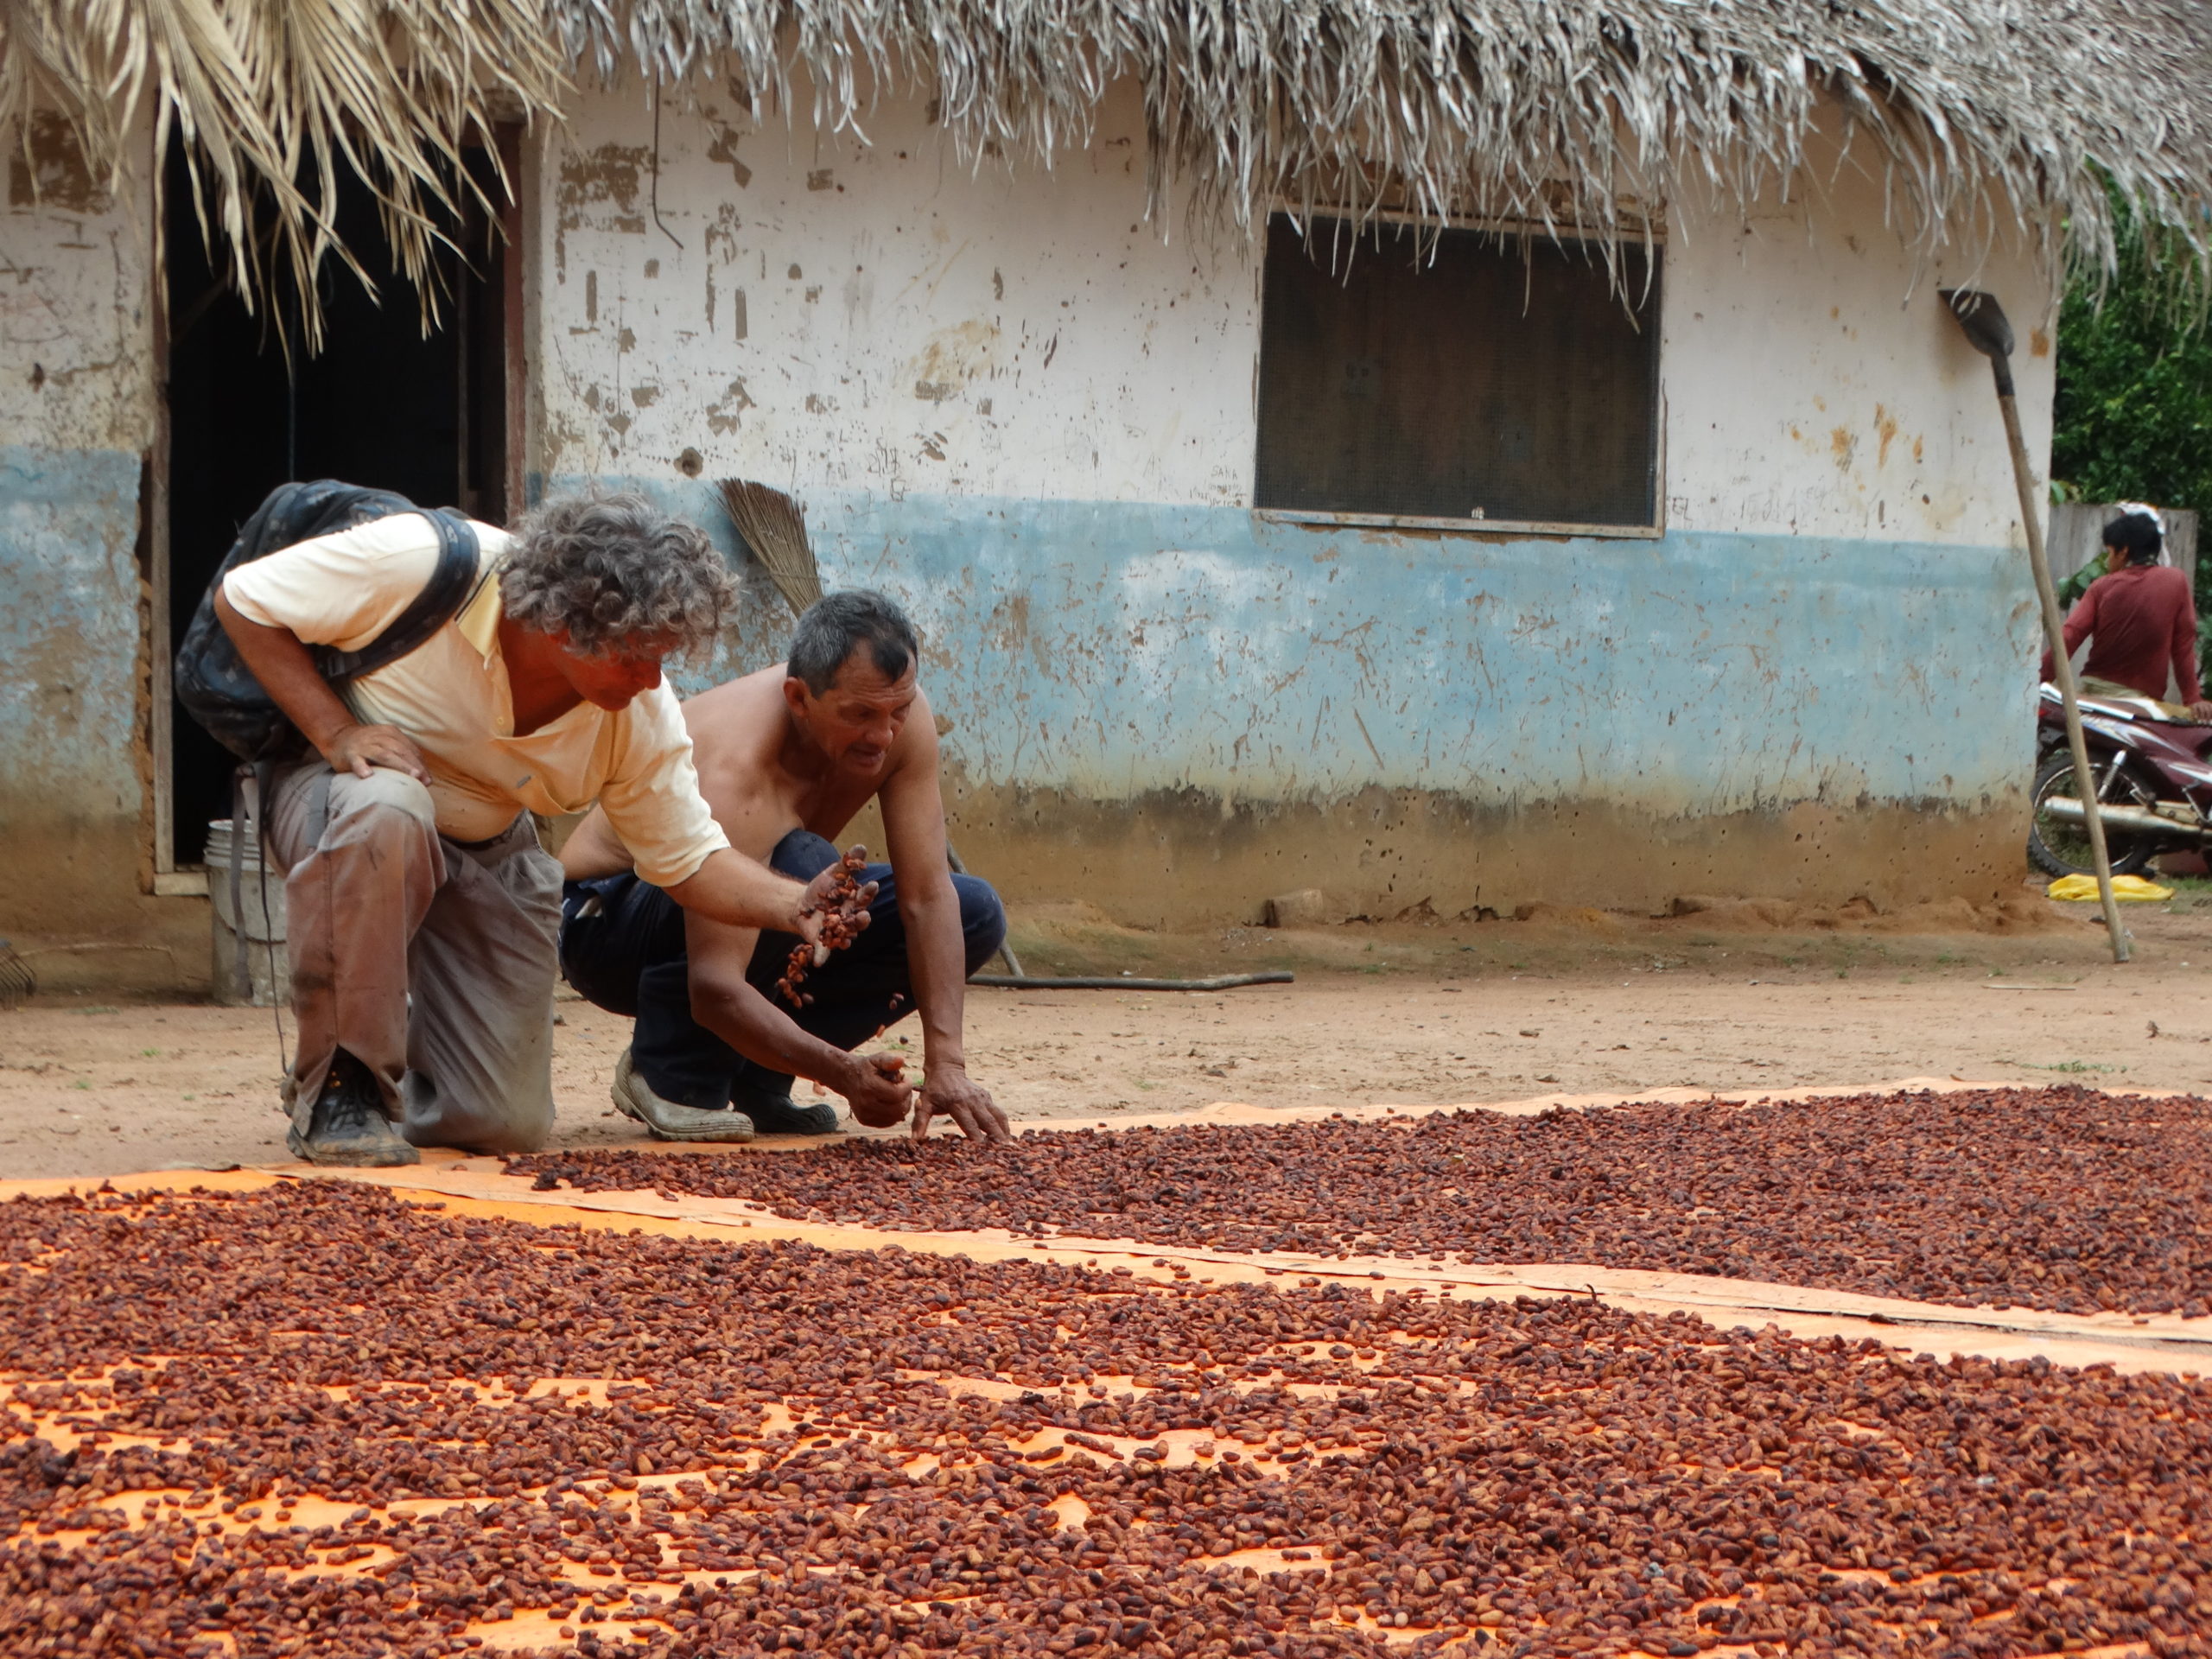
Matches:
[966,971,1294,992]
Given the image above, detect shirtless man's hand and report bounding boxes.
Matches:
[796,859,877,964]
[840,1052,915,1128]
[913,1064,1009,1143]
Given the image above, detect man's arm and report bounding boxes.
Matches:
[213,586,431,781]
[567,785,834,938]
[683,910,914,1124]
[665,849,872,944]
[2041,585,2098,684]
[664,858,814,938]
[603,688,869,941]
[560,804,635,880]
[226,585,844,940]
[879,708,1009,1142]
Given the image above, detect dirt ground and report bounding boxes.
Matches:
[5,886,2211,1180]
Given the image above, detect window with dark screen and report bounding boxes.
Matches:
[1253,215,1662,529]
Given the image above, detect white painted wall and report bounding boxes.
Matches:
[537,79,1253,507]
[536,81,2055,547]
[0,115,156,454]
[1660,132,2055,546]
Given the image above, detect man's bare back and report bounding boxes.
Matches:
[563,662,932,876]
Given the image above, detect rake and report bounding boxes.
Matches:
[1945,289,2128,966]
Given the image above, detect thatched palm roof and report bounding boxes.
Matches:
[5,0,2209,328]
[583,0,2212,285]
[0,0,569,343]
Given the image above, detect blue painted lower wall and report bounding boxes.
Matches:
[0,425,2049,998]
[566,478,2041,922]
[0,442,155,932]
[0,446,2040,941]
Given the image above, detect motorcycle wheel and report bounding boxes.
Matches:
[2026,750,2159,879]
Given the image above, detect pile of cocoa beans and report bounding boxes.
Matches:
[513,1084,2212,1319]
[3,1182,2210,1658]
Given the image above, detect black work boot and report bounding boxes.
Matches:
[287,1051,418,1167]
[734,1089,841,1135]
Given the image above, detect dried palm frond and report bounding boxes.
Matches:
[718,478,823,619]
[0,0,570,347]
[571,0,2212,299]
[11,0,2207,329]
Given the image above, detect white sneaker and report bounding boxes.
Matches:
[611,1049,757,1143]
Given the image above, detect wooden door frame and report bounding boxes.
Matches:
[498,119,528,524]
[147,122,531,888]
[147,116,191,891]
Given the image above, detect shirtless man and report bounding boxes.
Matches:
[557,589,1011,1143]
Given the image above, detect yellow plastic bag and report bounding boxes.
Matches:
[2045,874,2175,902]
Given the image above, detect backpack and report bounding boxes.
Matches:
[174,480,485,761]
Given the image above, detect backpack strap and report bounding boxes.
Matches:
[231,766,251,1001]
[315,509,485,683]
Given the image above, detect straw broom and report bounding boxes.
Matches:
[717,479,823,619]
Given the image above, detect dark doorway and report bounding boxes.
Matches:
[163,136,516,867]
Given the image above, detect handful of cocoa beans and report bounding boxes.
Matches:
[777,844,873,1007]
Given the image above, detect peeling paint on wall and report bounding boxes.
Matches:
[3,176,153,454]
[7,112,110,213]
[537,82,2048,537]
[554,142,648,279]
[703,118,753,189]
[0,134,166,938]
[524,81,2056,918]
[0,443,154,930]
[705,377,755,434]
[568,474,2037,920]
[534,82,1254,498]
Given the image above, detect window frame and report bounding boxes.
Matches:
[1250,207,1669,541]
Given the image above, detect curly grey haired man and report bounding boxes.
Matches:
[214,492,867,1167]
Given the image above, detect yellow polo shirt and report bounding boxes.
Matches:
[220,512,729,887]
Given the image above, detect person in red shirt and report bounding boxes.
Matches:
[2042,507,2212,721]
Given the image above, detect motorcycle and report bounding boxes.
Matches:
[2028,682,2212,877]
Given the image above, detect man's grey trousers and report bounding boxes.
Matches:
[267,760,563,1153]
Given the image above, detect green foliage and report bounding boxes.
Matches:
[2051,206,2212,672]
[2056,559,2098,610]
[2050,224,2212,522]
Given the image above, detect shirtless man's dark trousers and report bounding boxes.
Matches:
[560,831,1006,1130]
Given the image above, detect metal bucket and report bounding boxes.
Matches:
[206,818,289,1007]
